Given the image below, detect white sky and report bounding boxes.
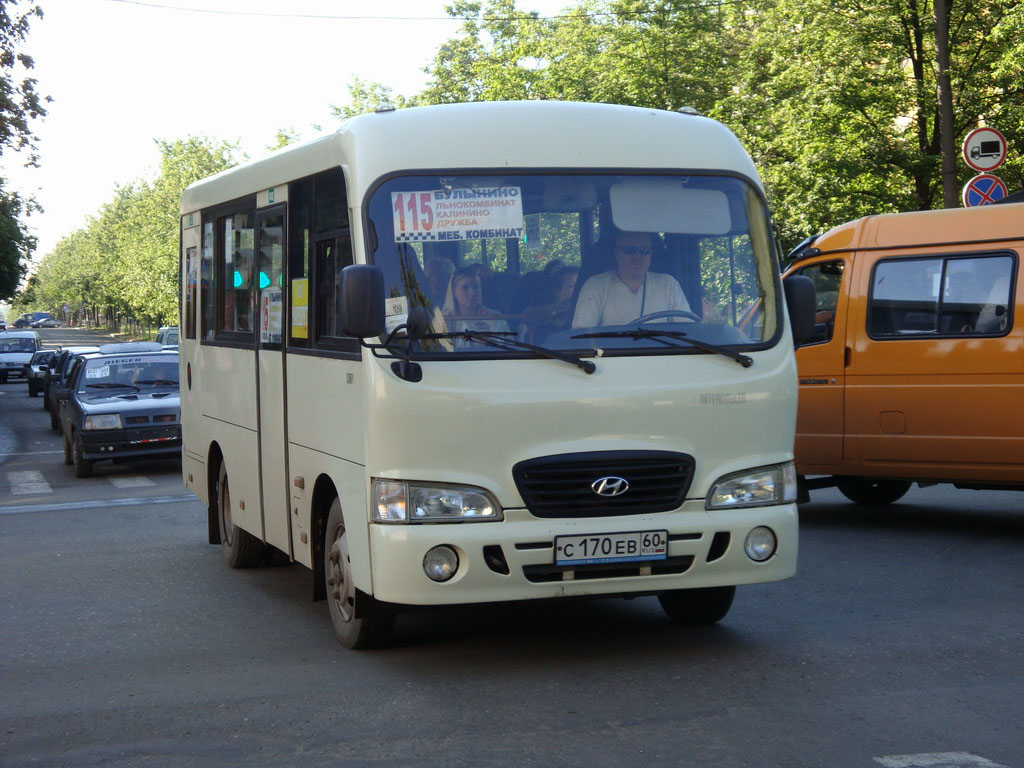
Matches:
[2,0,569,265]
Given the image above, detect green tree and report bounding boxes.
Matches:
[330,76,415,119]
[714,0,1024,248]
[28,137,239,326]
[1,0,49,300]
[418,1,736,112]
[412,0,1022,250]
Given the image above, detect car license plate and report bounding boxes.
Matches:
[554,530,668,566]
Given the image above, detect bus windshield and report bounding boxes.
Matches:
[365,172,779,357]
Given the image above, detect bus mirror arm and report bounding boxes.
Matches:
[783,275,816,348]
[367,306,431,383]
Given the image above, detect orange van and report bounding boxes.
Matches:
[784,202,1023,505]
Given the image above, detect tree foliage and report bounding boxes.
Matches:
[18,137,239,324]
[1,0,49,301]
[413,0,1023,249]
[16,0,1023,317]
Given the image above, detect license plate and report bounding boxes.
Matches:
[554,530,668,566]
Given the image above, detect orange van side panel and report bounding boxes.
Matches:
[792,204,1024,486]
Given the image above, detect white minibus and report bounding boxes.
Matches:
[179,101,815,648]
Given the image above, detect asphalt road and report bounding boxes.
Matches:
[2,331,1022,768]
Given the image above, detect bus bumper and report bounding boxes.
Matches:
[368,500,797,606]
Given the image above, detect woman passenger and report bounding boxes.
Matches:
[442,266,511,347]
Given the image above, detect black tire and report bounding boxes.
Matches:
[0,373,7,384]
[325,498,394,649]
[658,586,736,625]
[50,407,60,431]
[836,477,912,506]
[216,462,263,568]
[28,383,38,397]
[72,437,93,478]
[63,432,73,465]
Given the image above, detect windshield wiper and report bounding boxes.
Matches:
[85,382,141,390]
[419,330,596,374]
[134,379,178,386]
[573,328,754,368]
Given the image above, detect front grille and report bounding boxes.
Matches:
[523,555,694,583]
[513,451,695,518]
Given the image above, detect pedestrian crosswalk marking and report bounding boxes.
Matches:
[8,470,52,495]
[108,475,157,488]
[875,754,1007,768]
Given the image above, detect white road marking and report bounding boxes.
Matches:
[8,470,53,495]
[108,475,157,488]
[875,754,1008,768]
[0,494,196,515]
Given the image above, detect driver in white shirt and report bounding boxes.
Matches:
[572,231,690,327]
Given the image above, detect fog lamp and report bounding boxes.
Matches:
[744,527,777,562]
[423,545,459,582]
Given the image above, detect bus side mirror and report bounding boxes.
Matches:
[340,265,386,339]
[783,275,816,348]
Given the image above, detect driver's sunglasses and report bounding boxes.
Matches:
[617,245,651,256]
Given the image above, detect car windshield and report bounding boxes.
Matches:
[78,355,179,392]
[364,172,780,359]
[0,338,35,353]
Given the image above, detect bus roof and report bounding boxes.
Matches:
[801,202,1024,258]
[180,101,762,215]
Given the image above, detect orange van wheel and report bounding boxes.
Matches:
[836,477,912,506]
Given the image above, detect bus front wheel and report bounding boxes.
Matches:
[217,463,262,568]
[658,586,735,625]
[325,498,394,649]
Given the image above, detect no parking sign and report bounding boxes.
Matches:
[962,173,1009,207]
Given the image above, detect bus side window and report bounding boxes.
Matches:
[313,231,355,341]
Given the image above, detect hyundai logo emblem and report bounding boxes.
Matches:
[591,476,629,497]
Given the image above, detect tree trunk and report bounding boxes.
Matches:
[934,0,958,208]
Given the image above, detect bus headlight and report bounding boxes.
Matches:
[372,479,503,523]
[83,414,123,430]
[706,462,797,509]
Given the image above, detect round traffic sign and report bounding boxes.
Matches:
[962,173,1008,207]
[962,127,1007,172]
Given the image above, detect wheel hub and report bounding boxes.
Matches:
[327,532,354,622]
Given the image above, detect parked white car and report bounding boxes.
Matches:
[0,330,42,383]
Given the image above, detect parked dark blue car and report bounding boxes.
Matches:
[55,342,181,478]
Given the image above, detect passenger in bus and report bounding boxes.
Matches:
[442,266,511,347]
[571,231,690,328]
[521,264,579,342]
[424,254,455,306]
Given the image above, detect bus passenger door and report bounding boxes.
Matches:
[255,205,291,556]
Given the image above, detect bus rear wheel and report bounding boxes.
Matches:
[325,498,394,649]
[836,477,912,506]
[658,586,735,625]
[217,463,262,568]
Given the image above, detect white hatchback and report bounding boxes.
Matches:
[0,330,42,383]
